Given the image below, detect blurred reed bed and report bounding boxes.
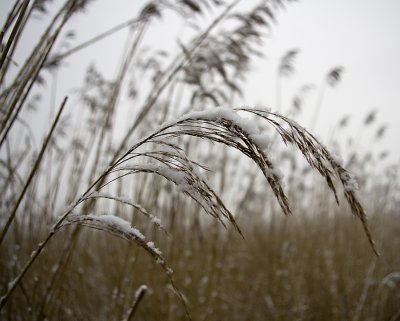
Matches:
[0,1,399,320]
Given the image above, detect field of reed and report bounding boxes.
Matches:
[0,1,399,320]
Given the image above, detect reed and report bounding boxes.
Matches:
[0,1,398,320]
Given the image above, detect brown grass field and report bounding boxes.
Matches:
[0,1,399,320]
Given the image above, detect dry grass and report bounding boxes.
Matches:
[0,1,399,320]
[1,202,399,320]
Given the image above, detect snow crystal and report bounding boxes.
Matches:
[88,192,132,206]
[117,164,187,187]
[250,133,271,150]
[151,216,161,226]
[100,215,145,239]
[71,214,146,241]
[192,166,209,184]
[265,167,284,180]
[135,285,148,299]
[146,241,162,256]
[118,163,216,220]
[175,183,192,194]
[331,153,344,166]
[340,172,359,192]
[85,193,164,229]
[176,182,214,216]
[180,106,260,135]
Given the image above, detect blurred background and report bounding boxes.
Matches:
[2,0,400,161]
[0,1,399,320]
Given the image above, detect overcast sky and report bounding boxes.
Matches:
[1,0,400,164]
[245,0,400,164]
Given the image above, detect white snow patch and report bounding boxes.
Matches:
[180,106,260,135]
[250,133,271,150]
[151,216,161,226]
[84,192,165,230]
[146,241,162,256]
[340,172,359,192]
[66,214,145,241]
[265,167,284,181]
[331,153,344,166]
[135,285,148,299]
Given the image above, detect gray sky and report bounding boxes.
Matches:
[1,0,400,164]
[245,0,400,163]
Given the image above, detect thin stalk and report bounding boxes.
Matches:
[0,33,57,148]
[0,121,173,312]
[34,227,81,321]
[0,0,22,71]
[13,0,70,82]
[123,285,148,321]
[310,80,326,132]
[0,1,22,40]
[276,71,282,113]
[43,70,59,219]
[0,0,30,70]
[0,0,72,121]
[0,1,76,101]
[0,8,72,148]
[66,132,96,203]
[0,0,32,87]
[111,0,241,167]
[83,1,223,209]
[0,97,68,246]
[353,258,377,321]
[0,174,100,311]
[44,16,139,67]
[85,19,147,192]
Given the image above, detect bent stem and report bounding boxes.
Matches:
[0,125,159,311]
[0,105,377,316]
